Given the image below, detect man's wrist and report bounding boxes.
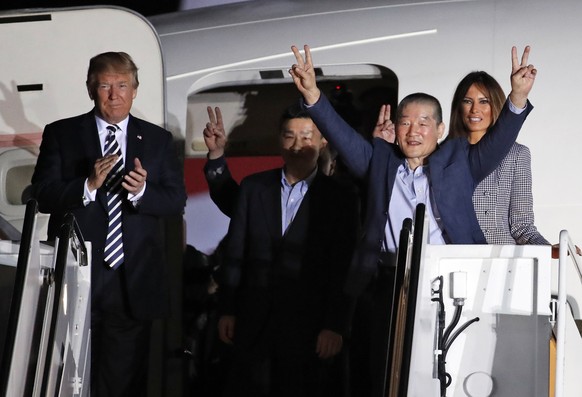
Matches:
[205,155,227,180]
[87,180,96,192]
[208,149,225,160]
[83,178,97,205]
[304,88,322,106]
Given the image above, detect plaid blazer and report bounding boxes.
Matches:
[473,142,549,245]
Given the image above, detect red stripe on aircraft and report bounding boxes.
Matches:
[0,132,43,147]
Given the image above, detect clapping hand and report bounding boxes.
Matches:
[88,154,119,192]
[123,157,147,195]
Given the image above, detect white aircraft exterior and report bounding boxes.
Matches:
[1,0,580,253]
[148,0,582,254]
[1,1,581,396]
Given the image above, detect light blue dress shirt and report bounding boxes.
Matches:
[383,97,526,253]
[280,167,317,235]
[384,161,446,252]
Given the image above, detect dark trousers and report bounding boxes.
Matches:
[222,330,338,397]
[91,265,152,397]
[350,253,396,397]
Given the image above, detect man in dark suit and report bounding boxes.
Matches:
[30,52,186,397]
[209,104,359,397]
[202,105,340,217]
[289,44,537,396]
[289,44,537,281]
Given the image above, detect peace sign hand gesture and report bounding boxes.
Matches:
[372,104,396,143]
[509,45,537,109]
[289,45,321,105]
[202,106,227,160]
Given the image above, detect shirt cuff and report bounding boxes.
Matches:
[508,97,526,114]
[83,179,96,206]
[128,181,146,205]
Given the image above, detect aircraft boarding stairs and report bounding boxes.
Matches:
[0,201,580,397]
[0,200,90,397]
[383,204,582,397]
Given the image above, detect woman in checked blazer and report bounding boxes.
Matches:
[448,71,549,245]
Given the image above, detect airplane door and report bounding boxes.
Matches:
[182,64,398,254]
[0,6,166,238]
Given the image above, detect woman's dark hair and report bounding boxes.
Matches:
[448,71,505,139]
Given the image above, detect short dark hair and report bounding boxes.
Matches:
[448,71,505,139]
[86,52,139,97]
[397,92,443,124]
[279,103,312,130]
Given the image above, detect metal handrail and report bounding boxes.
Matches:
[555,230,582,397]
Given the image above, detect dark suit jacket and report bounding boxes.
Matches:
[204,156,239,218]
[219,168,359,348]
[31,110,186,319]
[304,95,532,295]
